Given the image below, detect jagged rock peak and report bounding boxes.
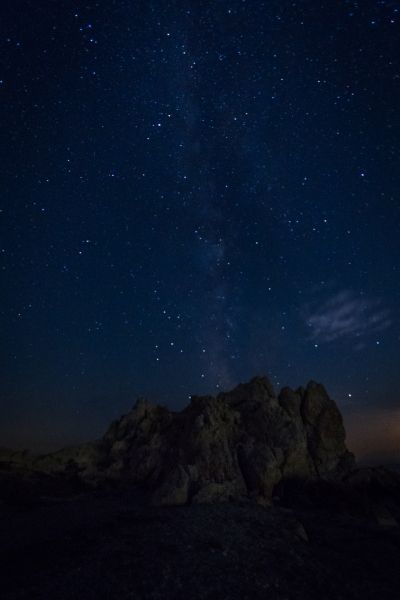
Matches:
[55,375,352,505]
[22,376,355,507]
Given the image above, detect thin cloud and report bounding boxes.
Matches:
[304,290,391,343]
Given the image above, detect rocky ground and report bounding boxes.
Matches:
[1,479,400,600]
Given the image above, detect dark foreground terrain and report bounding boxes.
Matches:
[2,378,399,599]
[1,480,400,600]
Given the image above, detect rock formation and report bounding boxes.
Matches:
[33,376,354,505]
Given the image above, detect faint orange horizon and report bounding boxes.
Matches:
[345,407,400,465]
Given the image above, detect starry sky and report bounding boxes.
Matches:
[1,1,399,458]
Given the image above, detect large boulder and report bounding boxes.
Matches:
[64,375,354,505]
[7,376,354,506]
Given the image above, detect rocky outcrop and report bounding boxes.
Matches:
[41,375,353,505]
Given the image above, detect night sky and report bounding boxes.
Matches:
[1,1,399,458]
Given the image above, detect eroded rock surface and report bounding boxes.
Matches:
[33,375,354,505]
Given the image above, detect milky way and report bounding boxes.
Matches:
[0,1,399,453]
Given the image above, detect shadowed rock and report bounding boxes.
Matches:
[26,375,355,505]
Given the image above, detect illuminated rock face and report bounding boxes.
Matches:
[65,375,353,505]
[15,376,353,505]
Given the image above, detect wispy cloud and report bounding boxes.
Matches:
[304,290,391,343]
